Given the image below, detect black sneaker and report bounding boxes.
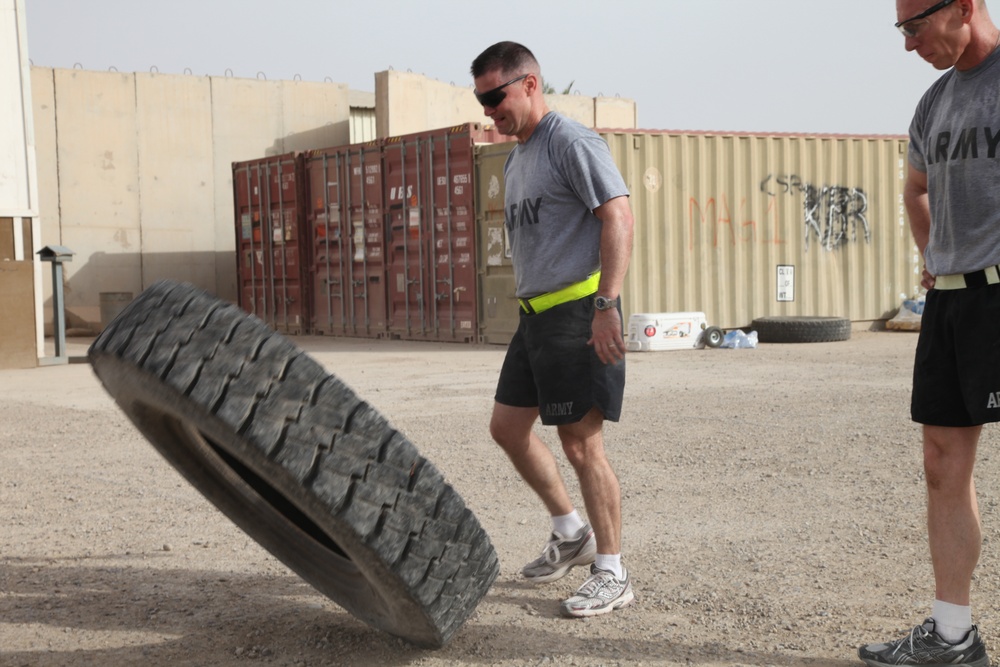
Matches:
[858,618,989,666]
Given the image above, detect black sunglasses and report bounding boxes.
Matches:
[474,73,529,108]
[895,0,956,36]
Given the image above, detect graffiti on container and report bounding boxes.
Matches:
[760,174,870,251]
[486,226,507,266]
[687,194,785,249]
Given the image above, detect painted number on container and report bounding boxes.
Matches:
[453,173,469,197]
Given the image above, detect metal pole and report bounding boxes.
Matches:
[428,137,440,337]
[51,261,66,359]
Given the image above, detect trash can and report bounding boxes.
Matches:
[99,292,134,329]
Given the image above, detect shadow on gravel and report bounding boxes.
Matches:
[0,557,859,666]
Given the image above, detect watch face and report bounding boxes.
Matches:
[595,296,616,310]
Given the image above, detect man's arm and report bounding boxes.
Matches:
[904,163,934,290]
[589,195,634,364]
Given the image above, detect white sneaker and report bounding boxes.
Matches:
[560,564,634,618]
[521,524,596,584]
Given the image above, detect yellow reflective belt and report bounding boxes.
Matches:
[519,271,601,315]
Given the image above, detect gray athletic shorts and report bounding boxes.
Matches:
[911,282,1000,427]
[495,296,625,425]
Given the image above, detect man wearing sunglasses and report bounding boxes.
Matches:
[470,41,635,618]
[858,2,1000,666]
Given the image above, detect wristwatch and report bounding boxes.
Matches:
[594,295,620,311]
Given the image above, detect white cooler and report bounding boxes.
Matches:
[625,312,708,352]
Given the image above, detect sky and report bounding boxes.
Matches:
[23,0,943,137]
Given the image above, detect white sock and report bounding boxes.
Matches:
[931,599,973,643]
[594,553,623,579]
[551,510,585,538]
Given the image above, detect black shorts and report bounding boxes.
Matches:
[911,283,1000,427]
[495,296,625,425]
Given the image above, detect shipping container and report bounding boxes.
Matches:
[382,124,494,342]
[474,141,518,345]
[602,130,915,329]
[235,126,916,346]
[232,153,311,334]
[305,141,388,338]
[475,129,915,341]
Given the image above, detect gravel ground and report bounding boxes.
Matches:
[3,330,1000,667]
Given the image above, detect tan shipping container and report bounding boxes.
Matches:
[475,130,916,342]
[604,131,916,329]
[475,141,519,345]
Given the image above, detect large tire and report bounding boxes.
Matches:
[750,316,852,344]
[87,280,499,648]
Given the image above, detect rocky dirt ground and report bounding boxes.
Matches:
[3,329,1000,667]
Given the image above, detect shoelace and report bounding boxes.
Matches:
[576,570,615,597]
[891,625,932,656]
[541,535,568,565]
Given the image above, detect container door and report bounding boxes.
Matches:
[425,130,478,341]
[384,125,484,343]
[233,154,308,334]
[475,141,518,344]
[307,149,349,335]
[344,143,388,336]
[384,135,427,340]
[307,142,387,338]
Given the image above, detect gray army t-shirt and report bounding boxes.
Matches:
[909,45,1000,277]
[503,112,629,298]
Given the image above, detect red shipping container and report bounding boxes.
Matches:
[382,124,492,343]
[232,153,311,334]
[305,141,388,338]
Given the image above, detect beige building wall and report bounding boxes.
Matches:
[374,69,637,138]
[31,67,353,330]
[53,69,143,329]
[0,0,39,368]
[30,69,57,249]
[595,96,637,129]
[138,72,215,294]
[0,0,36,217]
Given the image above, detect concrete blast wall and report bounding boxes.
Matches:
[31,68,352,331]
[374,69,636,138]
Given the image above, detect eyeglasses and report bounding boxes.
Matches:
[474,73,528,108]
[895,0,956,36]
